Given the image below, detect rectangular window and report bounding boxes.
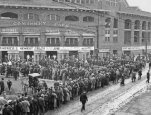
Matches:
[113,18,118,28]
[28,13,34,20]
[124,31,131,44]
[65,0,70,2]
[46,38,50,46]
[71,0,76,3]
[113,30,118,35]
[113,37,118,43]
[86,0,89,3]
[81,0,85,4]
[134,31,139,43]
[105,37,110,42]
[90,0,94,4]
[76,0,80,3]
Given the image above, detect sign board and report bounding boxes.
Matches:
[99,49,110,53]
[12,21,69,28]
[122,46,146,51]
[65,30,79,36]
[0,46,94,51]
[1,28,19,33]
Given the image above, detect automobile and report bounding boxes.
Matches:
[28,73,41,88]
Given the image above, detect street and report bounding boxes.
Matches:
[45,65,150,115]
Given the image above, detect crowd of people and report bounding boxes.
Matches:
[0,55,147,115]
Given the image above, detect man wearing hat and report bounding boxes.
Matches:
[80,91,88,112]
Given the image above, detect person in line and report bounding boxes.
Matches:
[80,91,88,112]
[0,78,5,94]
[7,79,12,91]
[146,70,150,83]
[138,69,142,80]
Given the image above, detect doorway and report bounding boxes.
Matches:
[46,51,57,60]
[24,51,34,60]
[69,51,78,58]
[2,51,8,62]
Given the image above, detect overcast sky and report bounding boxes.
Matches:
[127,0,151,12]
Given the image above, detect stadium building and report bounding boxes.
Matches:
[0,0,150,62]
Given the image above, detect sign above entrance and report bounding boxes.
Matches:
[23,28,40,34]
[65,30,79,36]
[12,21,70,28]
[0,46,94,51]
[1,28,19,33]
[45,29,60,35]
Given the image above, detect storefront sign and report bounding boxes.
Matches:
[45,29,60,34]
[82,32,95,36]
[122,46,144,51]
[0,46,18,51]
[0,46,94,51]
[23,28,40,33]
[99,49,110,53]
[1,28,19,33]
[12,21,69,28]
[19,47,34,51]
[12,21,47,26]
[65,30,79,36]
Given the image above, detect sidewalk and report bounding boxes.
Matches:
[115,85,151,115]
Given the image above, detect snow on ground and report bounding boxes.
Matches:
[45,65,149,115]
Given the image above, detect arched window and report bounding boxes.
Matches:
[23,13,39,21]
[65,15,79,21]
[1,12,18,19]
[105,18,111,28]
[83,16,94,22]
[142,21,147,30]
[48,14,60,21]
[134,20,140,29]
[125,19,132,29]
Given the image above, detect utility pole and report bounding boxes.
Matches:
[145,32,148,61]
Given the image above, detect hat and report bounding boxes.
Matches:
[7,100,12,103]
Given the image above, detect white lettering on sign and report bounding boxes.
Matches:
[0,46,17,51]
[0,46,94,51]
[23,28,40,33]
[12,21,47,26]
[12,21,70,28]
[19,47,34,51]
[99,49,110,52]
[46,29,60,34]
[54,23,69,28]
[65,30,79,35]
[1,28,18,33]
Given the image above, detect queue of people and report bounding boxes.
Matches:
[0,55,147,115]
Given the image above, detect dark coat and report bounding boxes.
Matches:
[80,93,88,103]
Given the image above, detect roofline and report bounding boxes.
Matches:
[0,3,109,13]
[117,11,151,19]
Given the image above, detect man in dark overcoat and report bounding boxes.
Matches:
[80,91,88,112]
